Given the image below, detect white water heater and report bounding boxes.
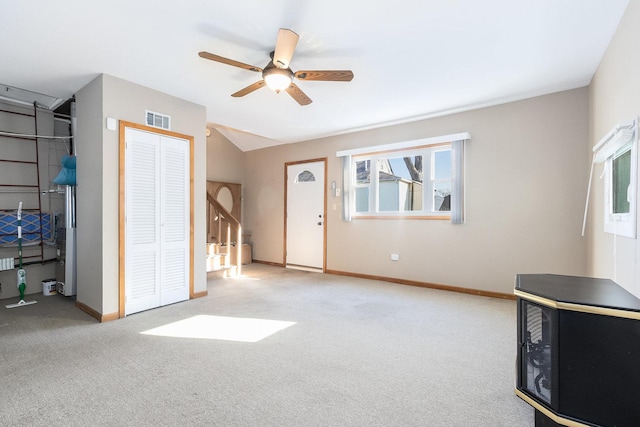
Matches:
[56,185,76,296]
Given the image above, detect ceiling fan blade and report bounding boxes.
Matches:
[294,70,354,82]
[198,51,262,73]
[273,28,299,69]
[285,83,312,106]
[231,80,266,97]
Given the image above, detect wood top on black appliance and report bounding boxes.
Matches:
[516,274,640,313]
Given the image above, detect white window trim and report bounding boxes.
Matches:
[337,132,470,223]
[590,118,638,239]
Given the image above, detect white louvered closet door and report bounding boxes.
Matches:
[125,128,190,315]
[159,135,190,306]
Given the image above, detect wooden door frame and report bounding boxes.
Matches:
[283,158,328,272]
[118,121,195,318]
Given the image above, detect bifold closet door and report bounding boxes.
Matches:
[124,128,190,315]
[158,134,190,307]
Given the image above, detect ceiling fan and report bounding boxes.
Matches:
[198,28,354,106]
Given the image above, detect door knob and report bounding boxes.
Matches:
[317,222,322,226]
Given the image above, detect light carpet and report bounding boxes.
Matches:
[0,264,533,426]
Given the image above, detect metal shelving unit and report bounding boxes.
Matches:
[0,103,46,264]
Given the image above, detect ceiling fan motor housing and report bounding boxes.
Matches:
[262,62,294,92]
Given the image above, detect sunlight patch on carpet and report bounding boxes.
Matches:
[140,315,296,342]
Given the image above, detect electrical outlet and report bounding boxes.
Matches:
[390,253,399,261]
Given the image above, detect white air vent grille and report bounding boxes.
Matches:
[145,110,171,130]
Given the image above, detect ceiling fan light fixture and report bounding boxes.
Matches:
[263,67,293,92]
[198,28,353,105]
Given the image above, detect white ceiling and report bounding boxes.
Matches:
[0,0,629,151]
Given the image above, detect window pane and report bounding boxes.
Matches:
[387,156,423,183]
[433,150,451,212]
[355,187,369,212]
[433,150,451,180]
[613,149,631,214]
[356,160,370,184]
[378,179,398,211]
[379,155,423,212]
[434,182,451,211]
[295,170,315,182]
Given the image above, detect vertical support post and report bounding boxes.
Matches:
[206,202,210,241]
[226,223,231,267]
[33,102,44,262]
[236,225,242,275]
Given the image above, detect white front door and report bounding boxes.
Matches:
[286,160,326,271]
[124,127,190,315]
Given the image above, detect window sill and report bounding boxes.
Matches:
[352,215,451,220]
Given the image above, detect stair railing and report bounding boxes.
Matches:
[206,192,242,275]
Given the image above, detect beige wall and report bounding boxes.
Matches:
[76,76,105,312]
[206,128,245,184]
[244,88,589,294]
[588,1,640,296]
[76,74,207,316]
[205,128,246,236]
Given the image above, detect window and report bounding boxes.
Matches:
[295,170,316,182]
[604,142,636,238]
[432,149,451,211]
[337,132,470,222]
[352,146,450,216]
[591,118,637,238]
[612,149,631,215]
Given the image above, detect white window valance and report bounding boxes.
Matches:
[592,119,636,164]
[336,132,471,158]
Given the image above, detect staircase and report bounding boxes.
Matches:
[206,191,245,278]
[206,242,237,277]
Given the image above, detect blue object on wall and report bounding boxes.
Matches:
[53,155,77,186]
[0,213,52,245]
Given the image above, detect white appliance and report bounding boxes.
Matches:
[56,185,76,296]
